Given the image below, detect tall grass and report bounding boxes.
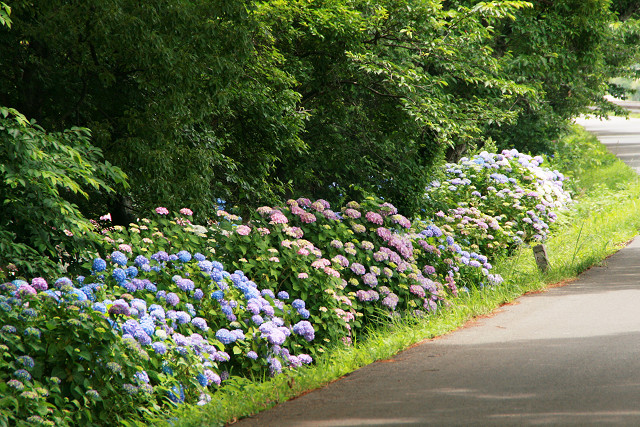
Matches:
[170,125,640,427]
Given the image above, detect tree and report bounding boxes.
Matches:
[0,0,305,220]
[258,0,533,214]
[468,0,635,153]
[0,108,128,279]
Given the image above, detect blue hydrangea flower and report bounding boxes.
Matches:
[277,291,289,300]
[134,255,149,267]
[8,379,24,391]
[244,288,260,300]
[121,281,136,293]
[215,328,236,345]
[211,290,224,300]
[21,308,37,318]
[110,251,128,266]
[194,253,206,262]
[151,342,167,354]
[298,308,310,319]
[168,384,185,403]
[1,325,16,334]
[198,261,213,272]
[92,258,107,272]
[138,281,154,293]
[112,268,127,283]
[177,251,192,263]
[66,289,87,302]
[126,266,138,278]
[134,370,150,384]
[261,289,275,299]
[80,286,95,301]
[16,356,35,370]
[14,369,31,381]
[193,289,204,300]
[196,373,209,387]
[292,299,305,310]
[92,302,107,313]
[123,383,138,395]
[246,351,258,360]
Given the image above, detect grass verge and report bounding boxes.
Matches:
[170,125,640,427]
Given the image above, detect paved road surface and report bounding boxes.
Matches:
[236,116,640,426]
[576,115,640,173]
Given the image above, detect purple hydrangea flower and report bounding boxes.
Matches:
[350,263,366,275]
[292,320,315,341]
[31,278,48,291]
[166,293,179,307]
[192,317,208,331]
[176,278,195,292]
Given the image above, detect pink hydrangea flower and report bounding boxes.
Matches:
[118,244,133,253]
[155,207,169,215]
[344,208,361,219]
[324,267,340,278]
[270,211,288,224]
[298,273,309,279]
[365,211,383,225]
[300,212,317,224]
[236,225,251,236]
[179,208,193,216]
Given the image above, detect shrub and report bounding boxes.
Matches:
[0,107,127,280]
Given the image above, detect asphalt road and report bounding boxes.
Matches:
[576,115,640,173]
[235,116,640,427]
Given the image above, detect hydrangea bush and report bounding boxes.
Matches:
[425,149,571,255]
[0,149,573,425]
[212,196,501,337]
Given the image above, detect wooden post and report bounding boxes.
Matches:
[533,244,549,272]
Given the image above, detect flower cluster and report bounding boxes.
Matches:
[425,149,571,253]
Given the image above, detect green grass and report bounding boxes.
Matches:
[168,125,640,427]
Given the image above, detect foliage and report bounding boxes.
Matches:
[1,0,634,225]
[0,107,127,280]
[258,0,534,214]
[0,0,305,218]
[468,0,632,152]
[0,281,167,426]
